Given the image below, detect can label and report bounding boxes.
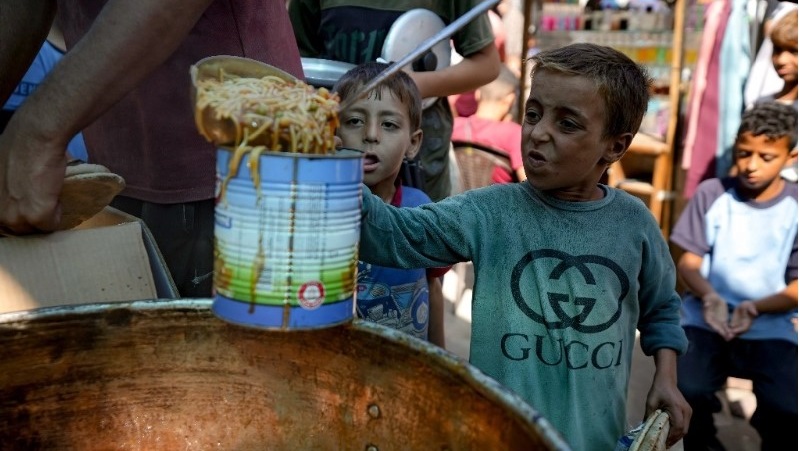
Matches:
[212,149,363,329]
[298,281,325,310]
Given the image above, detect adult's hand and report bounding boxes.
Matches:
[0,0,217,234]
[0,118,67,234]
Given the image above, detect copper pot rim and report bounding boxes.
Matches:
[0,299,571,450]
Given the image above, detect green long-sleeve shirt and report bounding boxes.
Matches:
[359,182,687,450]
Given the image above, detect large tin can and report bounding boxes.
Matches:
[212,148,363,329]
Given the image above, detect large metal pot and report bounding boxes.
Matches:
[301,57,355,89]
[0,300,569,450]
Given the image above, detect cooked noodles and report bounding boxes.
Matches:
[194,72,339,154]
[194,71,340,202]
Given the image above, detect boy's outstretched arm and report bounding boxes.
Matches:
[646,348,692,447]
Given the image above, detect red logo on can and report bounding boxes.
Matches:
[298,281,325,310]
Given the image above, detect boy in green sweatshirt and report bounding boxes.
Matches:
[356,43,691,450]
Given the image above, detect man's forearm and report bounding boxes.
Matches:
[13,0,215,145]
[410,43,500,99]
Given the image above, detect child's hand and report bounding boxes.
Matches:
[334,136,343,149]
[645,376,692,447]
[701,293,734,340]
[730,300,758,336]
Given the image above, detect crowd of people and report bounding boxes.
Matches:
[0,1,796,450]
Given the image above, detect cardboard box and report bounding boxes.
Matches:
[0,207,178,314]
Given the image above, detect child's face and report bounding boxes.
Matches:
[772,36,798,84]
[521,70,630,200]
[337,88,422,190]
[734,131,795,196]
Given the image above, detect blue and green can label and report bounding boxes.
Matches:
[212,148,363,329]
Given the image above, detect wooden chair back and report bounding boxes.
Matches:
[451,140,513,191]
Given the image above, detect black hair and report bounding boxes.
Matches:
[332,62,422,130]
[738,101,798,150]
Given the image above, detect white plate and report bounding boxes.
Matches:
[381,8,452,108]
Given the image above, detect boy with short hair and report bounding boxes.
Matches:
[670,101,798,451]
[356,43,691,450]
[755,11,798,109]
[756,11,798,182]
[288,0,500,202]
[334,62,449,347]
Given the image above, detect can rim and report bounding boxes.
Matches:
[216,147,364,159]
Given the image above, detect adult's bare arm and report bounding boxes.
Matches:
[0,0,55,105]
[0,0,215,234]
[409,43,500,100]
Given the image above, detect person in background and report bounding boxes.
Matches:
[451,65,526,183]
[449,7,507,119]
[753,11,797,109]
[334,62,449,347]
[0,0,303,297]
[496,0,525,78]
[1,23,87,163]
[355,43,691,450]
[288,0,500,202]
[755,11,799,183]
[744,1,797,110]
[670,101,798,451]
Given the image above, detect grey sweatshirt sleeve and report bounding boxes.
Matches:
[637,224,689,356]
[359,185,476,269]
